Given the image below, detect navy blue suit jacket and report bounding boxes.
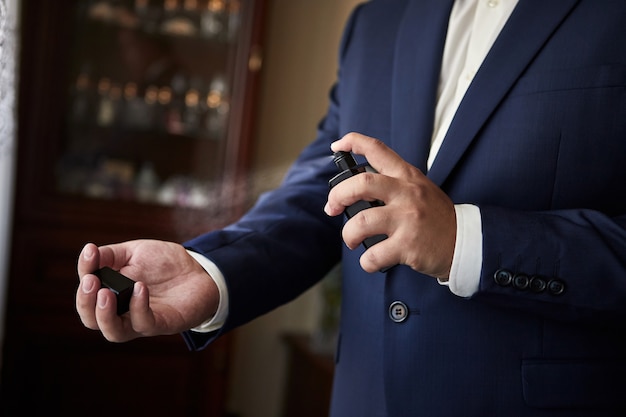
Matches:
[185,0,626,415]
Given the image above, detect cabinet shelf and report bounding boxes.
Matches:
[84,0,243,43]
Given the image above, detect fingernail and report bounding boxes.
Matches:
[83,244,94,260]
[324,202,331,215]
[82,277,95,294]
[97,291,108,309]
[133,282,141,297]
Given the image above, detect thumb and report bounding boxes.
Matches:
[78,242,101,278]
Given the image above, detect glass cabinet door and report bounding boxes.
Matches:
[56,0,258,212]
[1,2,264,415]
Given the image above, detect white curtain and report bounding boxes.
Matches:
[0,0,19,369]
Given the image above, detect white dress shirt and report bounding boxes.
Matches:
[191,0,519,333]
[434,0,518,296]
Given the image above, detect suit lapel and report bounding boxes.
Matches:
[390,0,455,172]
[427,0,580,186]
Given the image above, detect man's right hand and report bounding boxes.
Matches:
[76,239,219,342]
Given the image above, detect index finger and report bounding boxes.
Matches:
[330,132,408,178]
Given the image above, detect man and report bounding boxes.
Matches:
[77,0,626,415]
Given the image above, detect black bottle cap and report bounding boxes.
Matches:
[333,151,357,171]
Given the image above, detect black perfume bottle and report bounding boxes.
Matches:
[94,267,136,315]
[328,151,388,249]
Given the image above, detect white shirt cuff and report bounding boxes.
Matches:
[438,204,482,298]
[186,250,229,333]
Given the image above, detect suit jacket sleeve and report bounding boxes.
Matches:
[180,4,368,351]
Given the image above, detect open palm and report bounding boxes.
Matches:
[76,239,218,342]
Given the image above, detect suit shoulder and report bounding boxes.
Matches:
[343,0,409,44]
[353,0,410,23]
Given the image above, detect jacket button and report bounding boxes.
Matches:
[548,279,566,295]
[389,301,409,323]
[513,274,530,290]
[529,276,547,293]
[494,269,513,286]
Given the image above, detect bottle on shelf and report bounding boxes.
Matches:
[135,161,160,203]
[157,85,174,132]
[166,72,188,135]
[122,81,153,129]
[183,86,202,135]
[70,66,95,124]
[204,74,229,138]
[201,0,227,39]
[96,77,117,127]
[143,84,160,128]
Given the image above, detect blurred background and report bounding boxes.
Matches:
[0,0,362,416]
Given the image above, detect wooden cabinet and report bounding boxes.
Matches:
[1,1,266,416]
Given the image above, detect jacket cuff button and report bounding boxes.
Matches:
[548,279,566,295]
[529,276,547,293]
[513,274,530,290]
[494,269,513,286]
